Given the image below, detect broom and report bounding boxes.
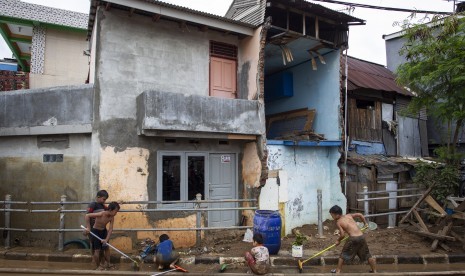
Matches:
[297,225,369,273]
[152,265,188,276]
[80,225,140,271]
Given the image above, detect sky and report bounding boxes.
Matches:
[0,0,456,66]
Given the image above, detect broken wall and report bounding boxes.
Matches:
[265,50,341,140]
[266,145,344,234]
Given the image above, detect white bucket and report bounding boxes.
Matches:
[292,245,303,258]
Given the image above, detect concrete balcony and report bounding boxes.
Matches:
[0,84,93,136]
[137,90,265,139]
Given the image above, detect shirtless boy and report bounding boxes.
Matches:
[329,205,377,274]
[85,201,120,270]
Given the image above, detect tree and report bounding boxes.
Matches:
[396,13,465,164]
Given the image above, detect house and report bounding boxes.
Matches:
[383,6,465,157]
[342,56,429,226]
[0,0,89,88]
[0,58,28,91]
[0,0,365,249]
[226,1,364,234]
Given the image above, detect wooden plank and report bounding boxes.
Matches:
[451,212,465,220]
[412,209,429,232]
[431,221,453,251]
[455,200,465,212]
[438,242,452,252]
[405,228,456,241]
[450,231,465,244]
[399,184,435,224]
[408,219,425,232]
[424,195,447,215]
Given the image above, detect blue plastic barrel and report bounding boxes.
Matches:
[253,210,282,255]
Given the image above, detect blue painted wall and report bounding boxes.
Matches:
[267,145,346,229]
[265,50,341,140]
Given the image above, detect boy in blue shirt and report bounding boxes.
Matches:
[153,234,179,270]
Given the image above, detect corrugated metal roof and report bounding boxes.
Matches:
[225,0,365,27]
[346,56,413,96]
[88,0,256,37]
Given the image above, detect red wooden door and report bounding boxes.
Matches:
[210,57,236,99]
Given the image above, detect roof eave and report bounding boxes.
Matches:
[102,0,255,36]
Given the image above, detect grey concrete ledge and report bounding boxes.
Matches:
[0,250,464,266]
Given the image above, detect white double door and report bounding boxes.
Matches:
[158,152,237,227]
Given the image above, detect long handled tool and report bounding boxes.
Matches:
[297,226,369,273]
[152,265,188,276]
[80,225,140,271]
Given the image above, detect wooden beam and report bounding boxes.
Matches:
[105,3,111,11]
[405,228,456,241]
[227,134,256,140]
[431,221,453,251]
[412,209,429,232]
[455,200,465,212]
[399,184,436,224]
[152,13,161,22]
[315,16,319,39]
[129,8,135,17]
[424,195,447,215]
[438,242,452,252]
[450,231,464,243]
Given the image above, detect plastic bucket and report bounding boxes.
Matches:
[292,245,303,257]
[253,210,282,255]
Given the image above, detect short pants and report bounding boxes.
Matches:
[340,235,372,263]
[91,228,108,250]
[245,251,270,275]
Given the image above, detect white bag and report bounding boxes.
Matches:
[243,229,253,242]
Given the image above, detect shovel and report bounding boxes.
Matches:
[152,265,188,276]
[80,225,140,271]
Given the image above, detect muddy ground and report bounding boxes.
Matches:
[179,220,465,258]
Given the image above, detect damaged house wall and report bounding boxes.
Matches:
[92,5,262,249]
[0,85,93,247]
[343,56,427,225]
[265,51,345,232]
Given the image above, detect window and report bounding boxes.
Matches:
[210,41,237,99]
[158,152,207,205]
[356,99,375,110]
[162,155,181,201]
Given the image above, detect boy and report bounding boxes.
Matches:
[244,233,270,275]
[86,190,108,268]
[329,205,377,274]
[85,201,120,270]
[153,234,179,270]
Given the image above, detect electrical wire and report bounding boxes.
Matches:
[309,0,453,15]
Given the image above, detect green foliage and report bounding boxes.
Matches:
[413,161,460,203]
[395,12,465,163]
[292,233,307,246]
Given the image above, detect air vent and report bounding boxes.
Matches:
[43,154,63,163]
[210,41,237,59]
[165,138,176,144]
[219,140,229,145]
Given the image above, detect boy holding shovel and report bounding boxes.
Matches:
[84,201,120,270]
[329,205,377,274]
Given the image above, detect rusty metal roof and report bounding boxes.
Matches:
[346,56,413,97]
